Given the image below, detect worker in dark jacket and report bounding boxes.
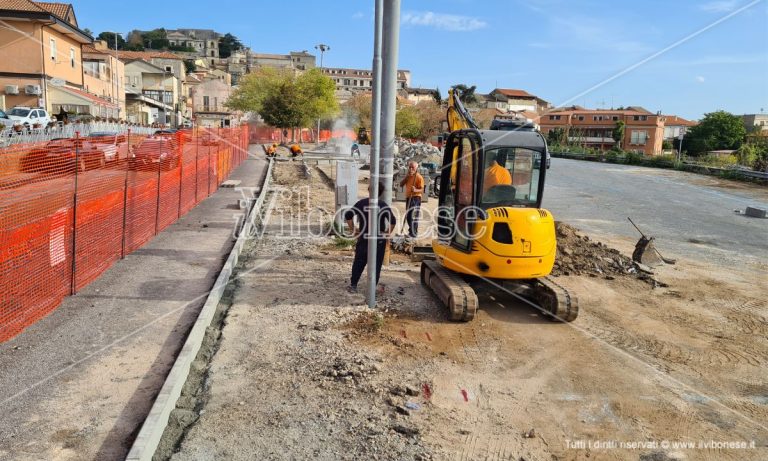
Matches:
[344,182,396,294]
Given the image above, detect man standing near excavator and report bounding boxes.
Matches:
[399,161,424,238]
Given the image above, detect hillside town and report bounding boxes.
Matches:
[1,0,766,158]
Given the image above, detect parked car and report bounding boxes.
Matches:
[6,107,52,130]
[129,136,179,170]
[19,138,107,173]
[87,131,128,163]
[0,109,13,130]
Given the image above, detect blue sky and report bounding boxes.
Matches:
[73,0,768,120]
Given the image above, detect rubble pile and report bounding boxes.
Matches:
[394,138,442,169]
[553,222,667,287]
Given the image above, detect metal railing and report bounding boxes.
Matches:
[0,122,155,147]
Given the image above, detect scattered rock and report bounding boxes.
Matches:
[523,428,536,438]
[392,424,420,437]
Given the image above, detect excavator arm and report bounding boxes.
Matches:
[447,87,479,132]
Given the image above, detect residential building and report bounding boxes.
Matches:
[663,115,696,140]
[321,67,410,102]
[145,28,219,61]
[116,50,189,125]
[123,59,178,125]
[188,70,233,128]
[82,41,126,118]
[404,87,437,104]
[742,113,768,133]
[0,0,91,114]
[540,106,666,155]
[482,88,551,114]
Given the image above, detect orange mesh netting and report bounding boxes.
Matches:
[0,126,249,341]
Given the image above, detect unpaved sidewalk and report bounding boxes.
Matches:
[169,162,767,461]
[0,149,267,461]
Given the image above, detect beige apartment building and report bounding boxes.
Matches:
[321,67,411,102]
[82,41,125,118]
[540,106,666,155]
[0,0,91,114]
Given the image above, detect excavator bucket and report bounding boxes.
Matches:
[632,236,665,267]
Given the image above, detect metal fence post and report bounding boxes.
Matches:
[70,131,80,294]
[121,129,131,258]
[207,129,211,196]
[177,131,183,218]
[194,125,199,203]
[155,143,162,235]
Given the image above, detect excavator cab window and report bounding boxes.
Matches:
[480,147,542,208]
[437,130,482,251]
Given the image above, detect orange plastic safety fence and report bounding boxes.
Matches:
[0,126,249,342]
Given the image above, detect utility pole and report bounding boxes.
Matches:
[314,43,330,143]
[378,0,400,204]
[367,0,383,309]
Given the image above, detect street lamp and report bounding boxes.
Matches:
[314,44,330,143]
[314,43,330,69]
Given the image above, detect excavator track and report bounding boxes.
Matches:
[532,276,579,322]
[421,260,478,322]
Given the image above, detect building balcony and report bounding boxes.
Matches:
[568,136,616,143]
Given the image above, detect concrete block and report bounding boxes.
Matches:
[745,207,767,219]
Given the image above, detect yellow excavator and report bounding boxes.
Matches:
[420,88,578,322]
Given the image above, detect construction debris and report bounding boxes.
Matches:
[394,138,442,169]
[553,222,668,287]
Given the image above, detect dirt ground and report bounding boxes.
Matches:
[170,161,767,461]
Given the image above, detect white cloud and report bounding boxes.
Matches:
[700,0,740,12]
[352,11,365,20]
[401,11,487,32]
[696,75,706,83]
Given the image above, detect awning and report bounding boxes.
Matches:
[50,86,118,109]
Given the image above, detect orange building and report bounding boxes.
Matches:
[539,106,666,156]
[0,0,91,113]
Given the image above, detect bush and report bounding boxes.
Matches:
[700,154,738,167]
[625,151,644,165]
[644,154,676,167]
[662,140,674,150]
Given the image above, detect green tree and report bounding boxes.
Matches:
[395,105,422,139]
[662,139,673,150]
[97,31,126,50]
[612,120,625,146]
[218,33,243,59]
[226,68,338,130]
[295,68,339,122]
[183,60,197,74]
[685,110,746,155]
[433,86,442,104]
[453,84,478,104]
[142,28,170,50]
[83,28,93,37]
[125,30,145,50]
[547,127,565,146]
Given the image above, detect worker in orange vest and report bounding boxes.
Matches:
[290,143,303,158]
[399,161,424,238]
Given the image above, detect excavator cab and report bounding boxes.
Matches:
[436,129,547,248]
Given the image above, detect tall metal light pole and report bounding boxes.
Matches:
[314,43,330,142]
[367,0,383,309]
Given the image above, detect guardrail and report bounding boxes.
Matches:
[551,151,768,181]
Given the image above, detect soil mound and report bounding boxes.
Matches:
[553,222,664,286]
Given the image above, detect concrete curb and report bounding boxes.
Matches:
[125,158,274,461]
